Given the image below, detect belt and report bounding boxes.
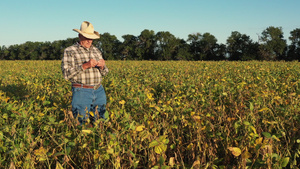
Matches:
[72,83,101,90]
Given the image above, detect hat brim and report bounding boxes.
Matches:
[73,29,100,39]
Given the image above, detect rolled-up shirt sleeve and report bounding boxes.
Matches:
[61,49,83,81]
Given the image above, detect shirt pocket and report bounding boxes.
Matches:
[91,50,102,60]
[74,53,89,65]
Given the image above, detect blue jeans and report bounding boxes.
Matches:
[71,85,107,124]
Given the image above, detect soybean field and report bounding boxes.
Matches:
[0,60,299,168]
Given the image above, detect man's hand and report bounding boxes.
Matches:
[96,59,105,69]
[82,59,98,70]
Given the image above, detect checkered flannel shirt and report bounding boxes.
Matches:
[61,43,109,85]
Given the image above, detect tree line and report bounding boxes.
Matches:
[1,26,299,61]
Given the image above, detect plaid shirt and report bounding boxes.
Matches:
[61,43,109,85]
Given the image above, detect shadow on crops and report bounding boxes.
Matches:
[0,83,30,101]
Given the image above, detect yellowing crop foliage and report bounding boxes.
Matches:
[0,60,299,168]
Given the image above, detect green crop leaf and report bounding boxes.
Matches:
[228,147,242,157]
[272,135,280,141]
[56,162,64,169]
[155,144,167,154]
[281,157,289,167]
[104,111,109,119]
[2,113,8,119]
[43,100,51,106]
[262,132,272,138]
[66,147,71,155]
[53,152,64,157]
[68,142,76,147]
[250,102,254,111]
[82,130,92,134]
[107,147,114,154]
[149,140,159,148]
[129,150,136,158]
[243,121,250,126]
[48,116,56,123]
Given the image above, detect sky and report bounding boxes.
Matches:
[1,0,300,47]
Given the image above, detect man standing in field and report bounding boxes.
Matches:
[61,21,109,124]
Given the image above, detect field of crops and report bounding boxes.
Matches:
[0,60,299,168]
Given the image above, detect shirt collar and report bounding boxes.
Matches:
[76,42,93,51]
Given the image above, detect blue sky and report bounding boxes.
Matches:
[1,0,299,46]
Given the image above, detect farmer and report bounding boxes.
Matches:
[61,21,109,124]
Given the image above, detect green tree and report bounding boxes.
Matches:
[0,46,5,60]
[155,31,179,60]
[136,29,156,60]
[187,33,220,60]
[174,39,193,60]
[39,42,51,60]
[95,33,121,60]
[50,40,64,60]
[227,31,260,60]
[187,33,202,60]
[7,45,19,60]
[1,46,10,60]
[63,38,78,48]
[287,28,300,61]
[259,26,287,60]
[199,33,218,60]
[16,42,38,60]
[213,43,227,60]
[289,28,300,45]
[120,34,138,60]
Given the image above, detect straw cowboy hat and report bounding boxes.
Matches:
[73,21,100,39]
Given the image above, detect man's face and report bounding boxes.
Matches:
[79,35,93,48]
